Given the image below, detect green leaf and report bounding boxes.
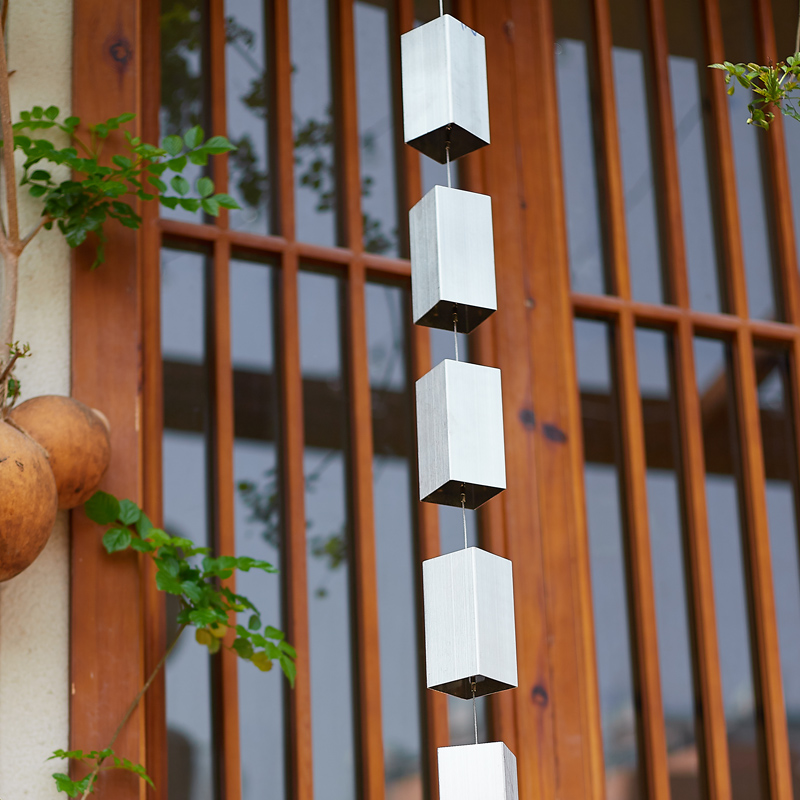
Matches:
[278,640,297,659]
[166,155,187,172]
[118,499,140,525]
[155,571,183,594]
[201,197,220,216]
[162,135,183,156]
[103,527,132,554]
[264,625,285,641]
[159,195,179,210]
[202,135,236,154]
[147,175,168,192]
[130,537,155,553]
[189,607,219,627]
[188,149,209,166]
[248,614,262,631]
[197,176,214,197]
[184,125,204,149]
[112,154,132,169]
[232,637,254,660]
[30,169,51,181]
[32,105,44,119]
[178,197,201,212]
[170,175,190,196]
[28,184,47,198]
[279,653,297,687]
[181,580,204,603]
[85,491,121,525]
[44,106,60,120]
[136,512,154,537]
[213,193,240,210]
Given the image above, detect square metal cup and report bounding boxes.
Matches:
[410,185,496,334]
[438,743,518,800]
[416,359,505,509]
[423,547,517,698]
[401,14,490,163]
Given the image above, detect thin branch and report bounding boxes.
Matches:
[0,347,17,386]
[1,1,7,37]
[0,13,18,247]
[78,624,187,800]
[20,214,51,251]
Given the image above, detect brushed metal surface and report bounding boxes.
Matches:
[416,359,506,508]
[400,14,490,163]
[438,743,519,799]
[423,547,517,698]
[410,186,497,333]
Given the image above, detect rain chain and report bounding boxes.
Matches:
[402,12,519,799]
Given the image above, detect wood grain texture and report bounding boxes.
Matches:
[71,2,145,798]
[731,328,793,800]
[673,318,732,800]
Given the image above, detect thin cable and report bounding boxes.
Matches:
[439,0,443,16]
[453,313,459,362]
[446,142,452,188]
[472,680,478,744]
[461,492,467,550]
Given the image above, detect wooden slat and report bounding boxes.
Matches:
[614,310,671,800]
[673,317,732,800]
[140,0,168,796]
[700,0,749,319]
[643,0,689,307]
[272,0,313,792]
[588,0,631,299]
[71,2,144,797]
[751,0,800,325]
[731,327,793,800]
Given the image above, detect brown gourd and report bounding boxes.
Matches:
[0,420,58,581]
[9,395,111,510]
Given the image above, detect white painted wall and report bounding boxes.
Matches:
[0,1,72,797]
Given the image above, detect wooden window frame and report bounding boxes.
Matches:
[70,0,800,799]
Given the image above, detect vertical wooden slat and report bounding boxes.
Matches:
[751,0,800,325]
[71,2,144,798]
[673,317,732,800]
[273,0,313,794]
[141,0,168,796]
[643,0,690,307]
[700,0,749,318]
[614,310,671,800]
[206,3,241,797]
[731,327,793,800]
[334,0,386,793]
[589,0,632,300]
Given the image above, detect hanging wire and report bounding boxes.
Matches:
[453,312,459,362]
[439,0,443,16]
[472,679,478,744]
[446,140,452,188]
[461,492,467,550]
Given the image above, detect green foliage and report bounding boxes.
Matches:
[84,490,295,684]
[710,56,800,129]
[0,341,31,415]
[7,106,239,267]
[49,749,152,796]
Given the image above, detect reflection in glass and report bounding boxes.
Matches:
[366,283,424,798]
[230,258,285,800]
[225,0,276,234]
[635,328,700,798]
[161,248,215,800]
[554,0,608,295]
[576,317,641,800]
[610,0,665,305]
[355,0,400,256]
[721,0,779,321]
[299,269,357,799]
[160,0,209,224]
[754,347,800,794]
[694,337,763,800]
[291,0,339,246]
[665,0,722,313]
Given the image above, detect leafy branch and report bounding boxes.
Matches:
[710,1,800,129]
[50,491,294,796]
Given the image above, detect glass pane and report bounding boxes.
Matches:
[576,317,641,800]
[721,0,779,321]
[554,0,608,295]
[356,0,401,256]
[299,269,357,799]
[694,337,763,800]
[225,0,276,234]
[161,247,216,800]
[230,257,285,800]
[291,0,340,247]
[161,0,209,224]
[635,328,700,797]
[665,0,723,313]
[610,0,666,305]
[754,347,800,794]
[366,282,424,798]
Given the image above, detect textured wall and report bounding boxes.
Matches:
[0,0,72,797]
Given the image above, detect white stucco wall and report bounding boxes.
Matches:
[0,1,72,797]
